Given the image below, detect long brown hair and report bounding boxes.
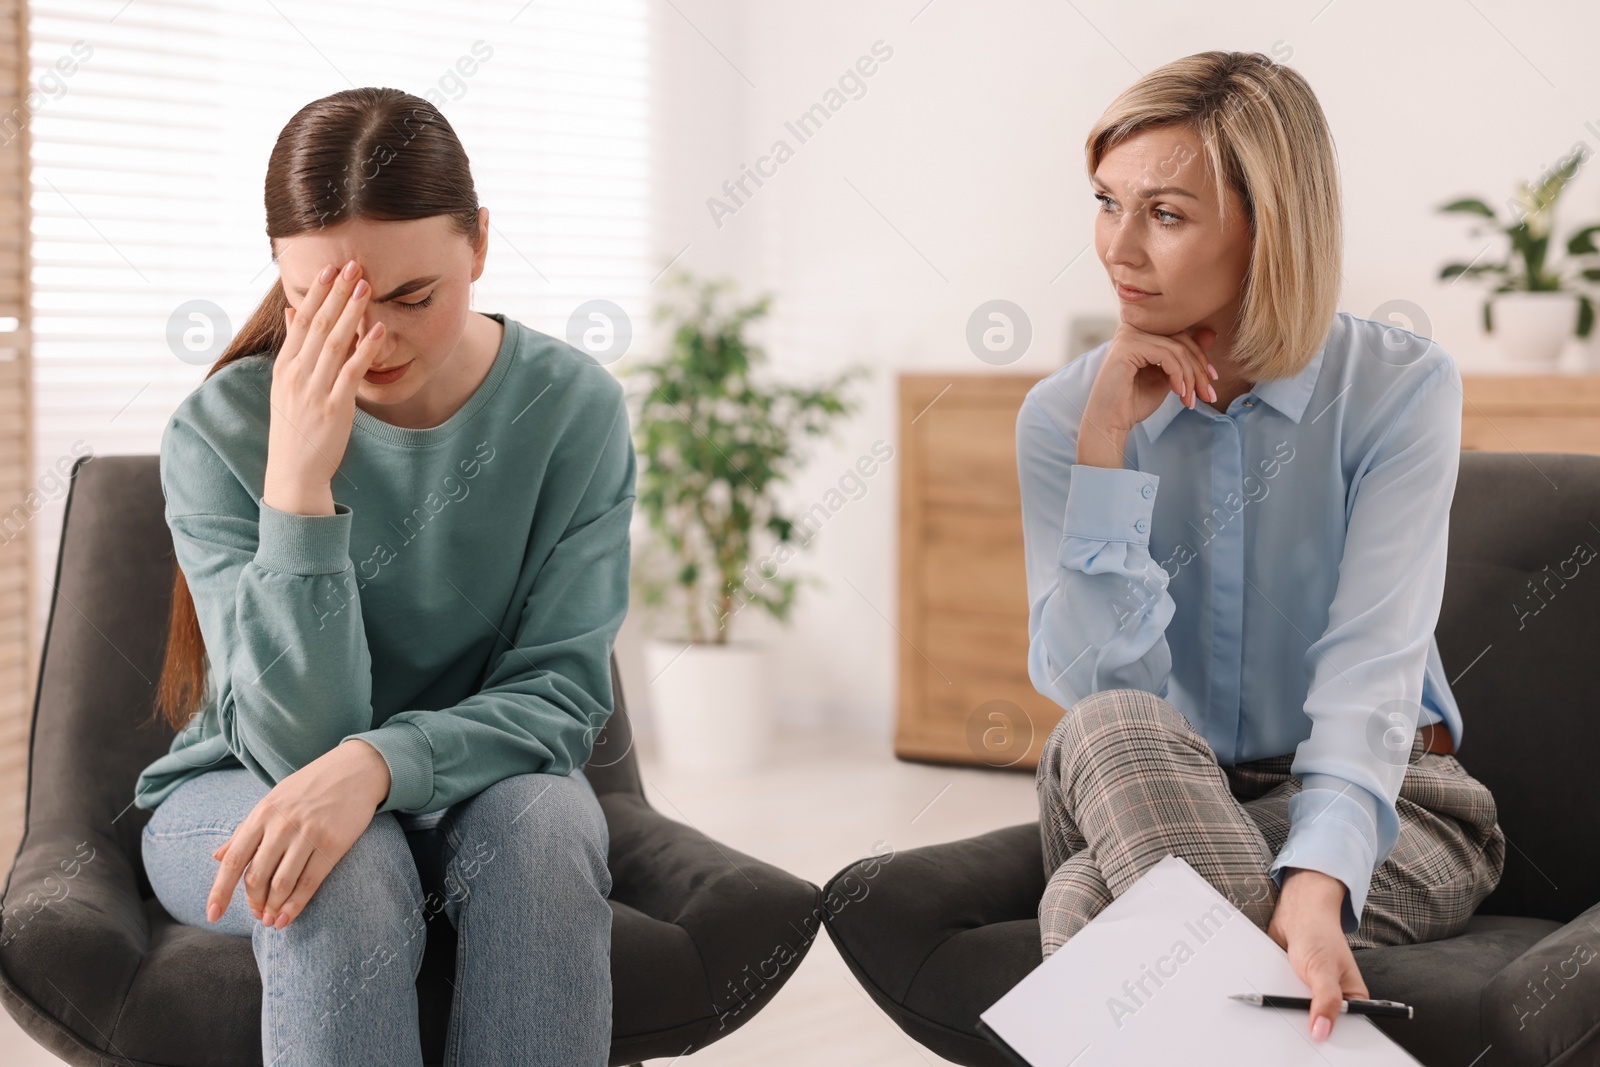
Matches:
[150,87,483,732]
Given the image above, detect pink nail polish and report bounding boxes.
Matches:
[1311,1015,1331,1041]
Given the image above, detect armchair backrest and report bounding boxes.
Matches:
[1436,451,1600,923]
[19,455,644,898]
[22,450,1597,922]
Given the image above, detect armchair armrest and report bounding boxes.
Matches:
[599,793,821,1019]
[821,821,1045,1005]
[1482,900,1600,1066]
[0,826,148,1063]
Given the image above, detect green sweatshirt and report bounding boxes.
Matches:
[133,312,636,816]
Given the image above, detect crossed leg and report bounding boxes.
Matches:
[1034,687,1504,959]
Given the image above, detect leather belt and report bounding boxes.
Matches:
[1419,721,1454,756]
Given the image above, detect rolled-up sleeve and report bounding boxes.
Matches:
[1266,357,1463,933]
[1017,389,1177,713]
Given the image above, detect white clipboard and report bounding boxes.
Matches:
[977,854,1425,1066]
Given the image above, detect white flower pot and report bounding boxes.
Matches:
[643,638,772,771]
[1491,292,1580,367]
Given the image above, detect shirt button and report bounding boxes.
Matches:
[1134,518,1148,533]
[1140,484,1154,499]
[1244,399,1254,406]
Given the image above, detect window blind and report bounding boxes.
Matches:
[0,0,33,867]
[22,0,650,720]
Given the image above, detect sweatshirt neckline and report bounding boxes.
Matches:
[352,312,517,448]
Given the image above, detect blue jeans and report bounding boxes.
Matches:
[141,764,613,1066]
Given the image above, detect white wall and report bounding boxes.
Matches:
[629,0,1600,739]
[29,1,1592,742]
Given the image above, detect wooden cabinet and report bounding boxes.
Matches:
[1461,375,1600,452]
[895,374,1056,772]
[894,372,1600,770]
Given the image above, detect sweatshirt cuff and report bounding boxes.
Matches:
[255,497,354,575]
[344,720,434,814]
[1267,781,1382,935]
[1062,464,1159,546]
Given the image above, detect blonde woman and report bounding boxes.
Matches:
[1019,51,1505,1043]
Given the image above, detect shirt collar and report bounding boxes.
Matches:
[1137,340,1327,443]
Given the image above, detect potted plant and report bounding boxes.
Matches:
[624,269,865,771]
[1438,145,1600,367]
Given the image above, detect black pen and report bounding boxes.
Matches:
[1228,993,1413,1019]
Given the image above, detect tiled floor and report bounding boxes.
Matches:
[1,726,1041,1065]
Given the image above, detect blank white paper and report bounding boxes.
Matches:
[979,854,1425,1066]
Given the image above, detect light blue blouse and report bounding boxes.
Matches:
[1016,310,1465,934]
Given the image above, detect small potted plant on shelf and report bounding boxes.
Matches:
[625,268,865,771]
[1437,145,1600,368]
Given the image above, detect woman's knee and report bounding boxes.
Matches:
[261,813,429,973]
[1045,687,1179,757]
[451,772,611,897]
[141,768,272,935]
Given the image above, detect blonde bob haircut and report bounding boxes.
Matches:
[1085,50,1342,382]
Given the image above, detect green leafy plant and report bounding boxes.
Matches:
[1438,145,1600,338]
[625,269,867,644]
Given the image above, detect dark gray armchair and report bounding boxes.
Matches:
[0,453,823,1066]
[823,450,1600,1067]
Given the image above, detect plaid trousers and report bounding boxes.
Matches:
[1036,687,1506,959]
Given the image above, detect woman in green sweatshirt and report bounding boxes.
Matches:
[133,87,634,1067]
